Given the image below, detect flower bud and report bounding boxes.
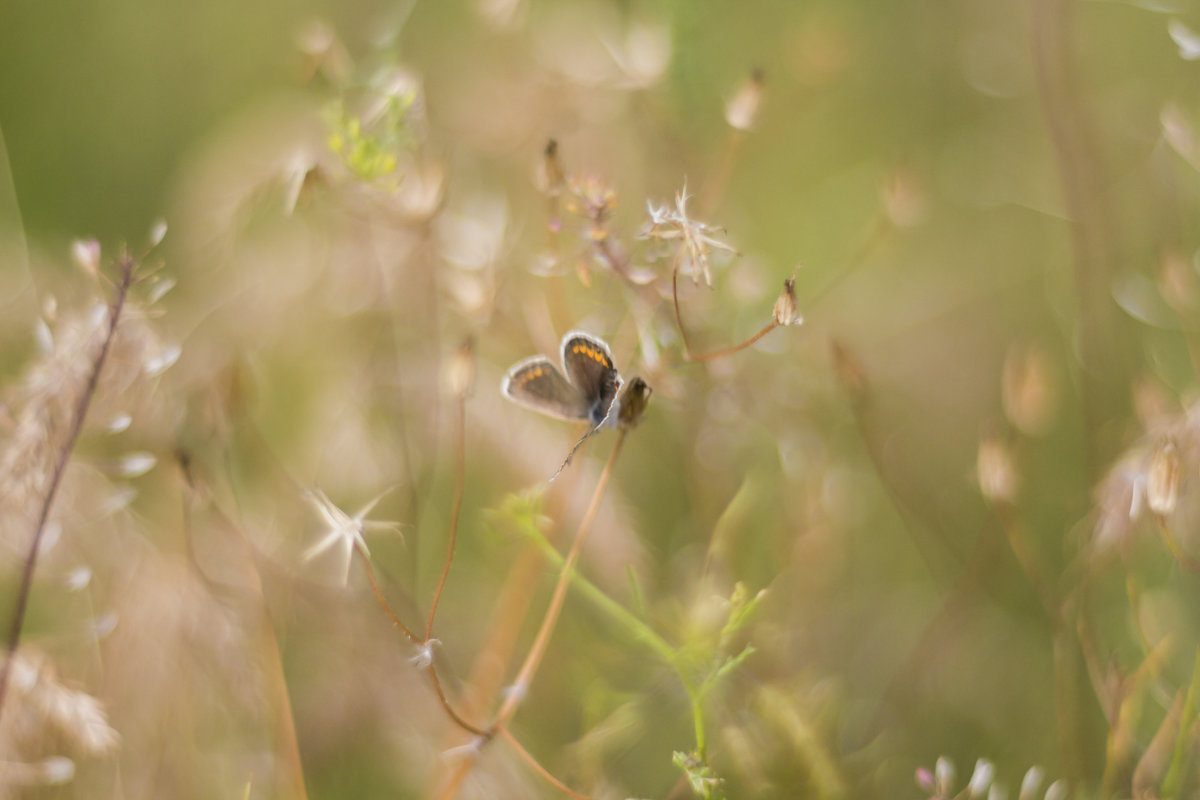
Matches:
[618,376,652,429]
[772,276,803,327]
[725,69,765,131]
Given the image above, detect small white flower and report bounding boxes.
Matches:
[409,639,441,669]
[303,487,397,585]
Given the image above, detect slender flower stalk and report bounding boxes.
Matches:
[490,431,627,729]
[0,254,136,724]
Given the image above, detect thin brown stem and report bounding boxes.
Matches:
[425,663,490,738]
[672,268,695,356]
[498,726,593,800]
[490,431,626,729]
[685,321,779,363]
[0,255,135,723]
[359,548,419,643]
[426,394,466,642]
[357,550,487,737]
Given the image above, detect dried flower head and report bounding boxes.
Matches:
[641,186,736,286]
[725,68,765,131]
[566,175,619,243]
[302,487,398,585]
[617,376,652,429]
[772,276,803,327]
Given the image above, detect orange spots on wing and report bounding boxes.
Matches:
[571,344,611,367]
[517,366,545,385]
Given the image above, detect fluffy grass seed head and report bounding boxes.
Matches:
[640,185,736,286]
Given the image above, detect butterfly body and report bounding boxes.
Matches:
[502,331,623,428]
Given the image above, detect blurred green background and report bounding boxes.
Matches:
[3,0,1200,798]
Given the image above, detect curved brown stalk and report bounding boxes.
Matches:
[489,431,626,729]
[498,726,593,800]
[425,394,466,642]
[686,321,778,363]
[357,549,487,738]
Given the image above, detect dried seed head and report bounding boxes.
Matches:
[977,432,1018,504]
[640,186,736,286]
[725,69,765,131]
[618,376,652,429]
[537,139,566,197]
[1146,437,1181,516]
[442,337,476,399]
[1002,344,1057,436]
[772,276,803,327]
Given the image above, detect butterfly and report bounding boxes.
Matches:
[502,331,625,429]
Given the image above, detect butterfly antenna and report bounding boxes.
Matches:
[548,388,622,483]
[549,425,600,483]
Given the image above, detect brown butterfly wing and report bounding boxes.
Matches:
[502,357,591,421]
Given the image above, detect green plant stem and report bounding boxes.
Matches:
[512,481,719,774]
[690,694,708,761]
[516,515,676,665]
